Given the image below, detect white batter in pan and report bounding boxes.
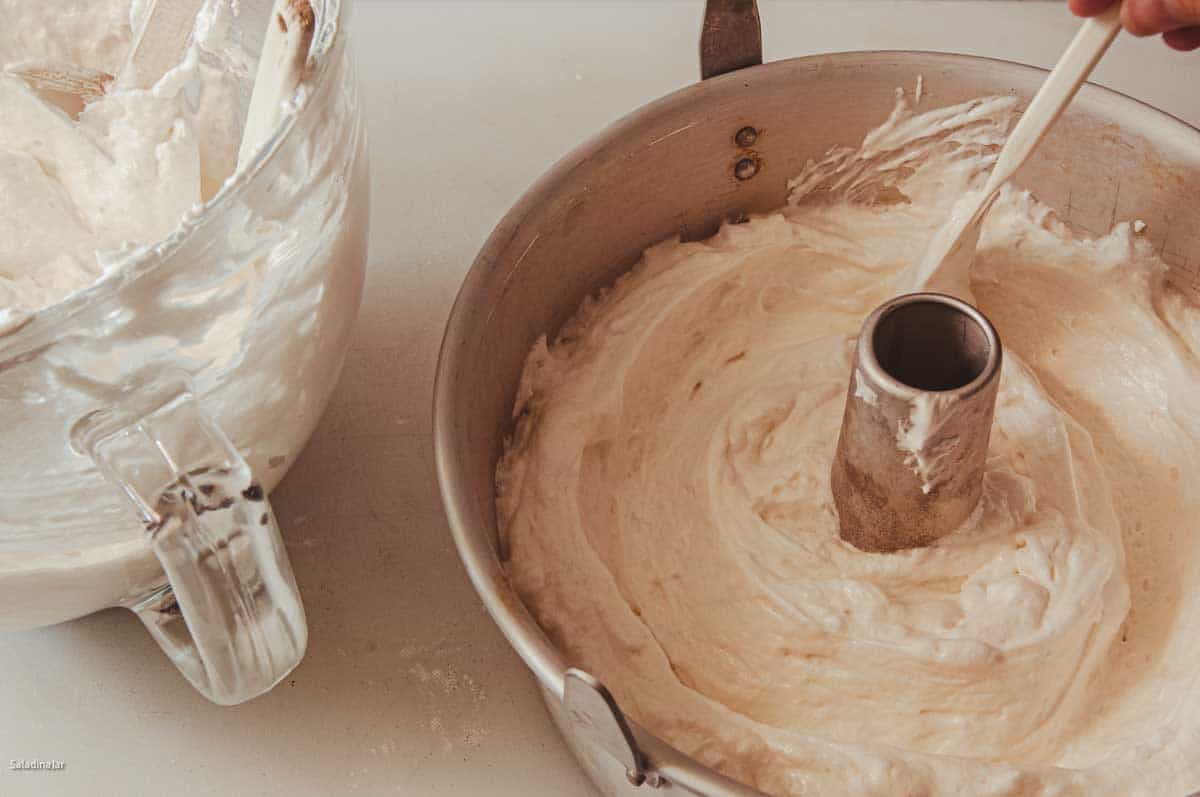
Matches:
[498,92,1200,795]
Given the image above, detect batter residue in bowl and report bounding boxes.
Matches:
[0,0,257,333]
[497,92,1200,795]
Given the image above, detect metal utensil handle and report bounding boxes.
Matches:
[700,0,762,79]
[72,371,307,705]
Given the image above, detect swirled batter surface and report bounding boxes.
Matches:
[498,95,1200,795]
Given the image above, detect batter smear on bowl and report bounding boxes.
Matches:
[496,92,1200,795]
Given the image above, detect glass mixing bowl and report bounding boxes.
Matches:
[0,0,368,705]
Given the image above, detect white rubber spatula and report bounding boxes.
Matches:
[902,4,1124,297]
[236,0,315,169]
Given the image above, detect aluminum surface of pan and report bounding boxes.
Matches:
[434,6,1200,795]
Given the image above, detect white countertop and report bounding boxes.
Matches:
[2,1,1197,794]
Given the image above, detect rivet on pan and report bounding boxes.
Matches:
[735,126,758,147]
[734,156,759,181]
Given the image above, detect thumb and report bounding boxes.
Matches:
[1124,0,1200,36]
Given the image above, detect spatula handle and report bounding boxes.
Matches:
[985,4,1122,195]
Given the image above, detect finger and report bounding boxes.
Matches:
[1164,24,1200,48]
[1069,0,1118,16]
[1124,0,1200,36]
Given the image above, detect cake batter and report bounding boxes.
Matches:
[0,0,256,333]
[498,92,1200,795]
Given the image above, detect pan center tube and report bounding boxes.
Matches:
[831,293,1002,553]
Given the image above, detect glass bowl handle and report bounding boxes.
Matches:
[71,371,307,705]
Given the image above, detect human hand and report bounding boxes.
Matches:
[1069,0,1200,50]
